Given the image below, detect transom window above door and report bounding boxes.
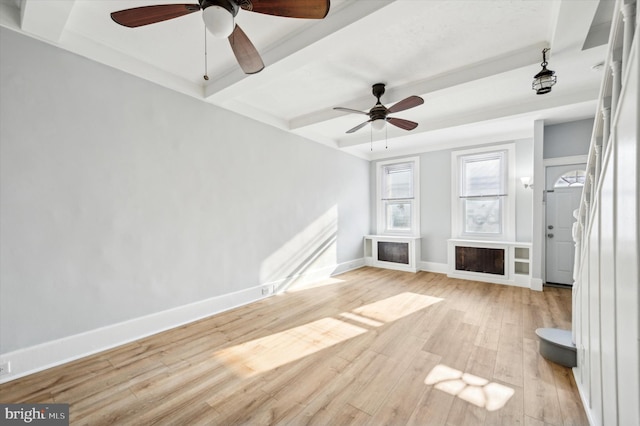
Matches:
[553,170,586,188]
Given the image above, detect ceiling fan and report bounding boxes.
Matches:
[110,0,330,75]
[334,83,424,134]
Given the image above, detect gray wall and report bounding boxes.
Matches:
[0,28,370,353]
[420,150,451,264]
[371,138,534,265]
[544,118,594,159]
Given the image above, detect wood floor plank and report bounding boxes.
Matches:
[474,324,501,351]
[342,350,398,415]
[484,382,525,426]
[422,308,465,355]
[348,335,424,415]
[502,286,525,325]
[328,403,372,426]
[0,267,586,425]
[408,381,455,426]
[523,337,564,425]
[494,321,524,387]
[550,360,590,426]
[445,394,487,426]
[440,321,480,371]
[369,350,442,426]
[523,301,546,340]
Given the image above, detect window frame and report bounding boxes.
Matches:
[451,144,516,241]
[376,157,420,236]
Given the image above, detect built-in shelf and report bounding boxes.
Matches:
[513,246,530,276]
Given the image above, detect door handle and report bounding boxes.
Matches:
[547,233,554,238]
[548,225,554,230]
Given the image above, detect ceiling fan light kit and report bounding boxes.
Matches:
[371,119,386,132]
[532,47,557,95]
[202,4,237,38]
[110,0,330,75]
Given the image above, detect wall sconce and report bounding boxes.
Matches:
[532,48,556,95]
[521,177,533,189]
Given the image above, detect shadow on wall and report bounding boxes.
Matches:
[259,206,339,293]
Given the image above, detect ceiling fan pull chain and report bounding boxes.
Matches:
[385,123,388,149]
[370,125,373,151]
[203,26,209,81]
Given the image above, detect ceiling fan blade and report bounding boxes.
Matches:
[387,95,424,114]
[387,117,419,131]
[346,120,371,134]
[228,24,265,74]
[111,4,200,28]
[240,0,330,19]
[334,107,369,116]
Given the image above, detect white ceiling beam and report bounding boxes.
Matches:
[0,1,20,30]
[549,0,600,54]
[203,0,397,102]
[20,0,76,42]
[336,86,599,148]
[290,42,550,131]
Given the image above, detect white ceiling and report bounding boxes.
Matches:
[0,0,609,160]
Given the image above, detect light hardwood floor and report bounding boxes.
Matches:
[1,268,588,425]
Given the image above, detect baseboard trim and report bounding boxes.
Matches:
[572,367,596,426]
[530,278,544,291]
[446,271,532,288]
[0,259,364,384]
[418,261,448,274]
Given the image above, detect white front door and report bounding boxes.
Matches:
[545,165,585,285]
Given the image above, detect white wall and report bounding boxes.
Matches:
[0,28,370,358]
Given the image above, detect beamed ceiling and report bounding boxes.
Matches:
[0,0,611,159]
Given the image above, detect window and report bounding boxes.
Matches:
[452,145,515,240]
[377,158,420,235]
[553,169,585,188]
[460,151,506,234]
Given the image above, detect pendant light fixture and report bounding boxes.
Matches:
[532,48,556,95]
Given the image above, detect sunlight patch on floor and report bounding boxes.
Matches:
[213,292,443,377]
[214,317,367,377]
[425,364,514,411]
[339,311,384,328]
[352,292,443,323]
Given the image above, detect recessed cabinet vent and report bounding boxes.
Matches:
[455,246,505,275]
[364,235,420,273]
[378,241,409,265]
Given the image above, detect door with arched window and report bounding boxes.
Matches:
[545,164,586,285]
